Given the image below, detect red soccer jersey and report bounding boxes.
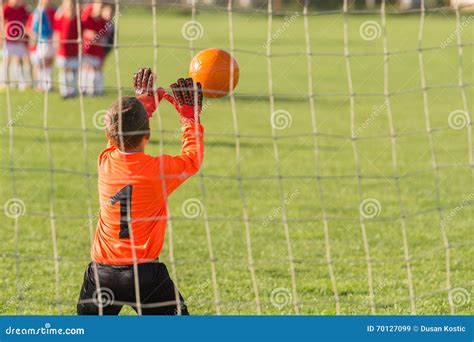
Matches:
[81,7,106,58]
[46,7,56,29]
[3,4,29,42]
[54,11,79,57]
[91,123,205,265]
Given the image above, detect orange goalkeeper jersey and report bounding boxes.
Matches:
[91,122,204,265]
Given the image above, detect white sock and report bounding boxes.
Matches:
[18,63,26,89]
[15,63,26,89]
[22,62,32,88]
[86,69,95,96]
[94,70,104,95]
[80,67,93,95]
[66,69,78,96]
[0,60,6,86]
[59,69,67,96]
[45,67,52,91]
[11,64,18,87]
[71,69,78,95]
[79,67,87,93]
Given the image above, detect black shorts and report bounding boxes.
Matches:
[77,261,189,315]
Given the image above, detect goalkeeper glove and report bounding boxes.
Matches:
[133,67,165,118]
[162,77,203,124]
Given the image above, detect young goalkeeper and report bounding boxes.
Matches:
[77,68,204,315]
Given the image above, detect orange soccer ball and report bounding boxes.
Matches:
[188,48,240,98]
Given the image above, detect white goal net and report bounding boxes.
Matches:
[1,0,472,315]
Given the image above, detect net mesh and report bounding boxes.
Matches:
[0,0,473,315]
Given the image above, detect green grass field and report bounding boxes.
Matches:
[0,6,473,315]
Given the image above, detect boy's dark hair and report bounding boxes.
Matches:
[105,97,150,150]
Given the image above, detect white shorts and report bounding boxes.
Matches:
[35,41,55,60]
[4,42,27,57]
[56,56,79,69]
[82,54,102,68]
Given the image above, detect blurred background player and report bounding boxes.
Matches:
[25,8,38,86]
[30,0,56,92]
[54,0,79,98]
[80,2,106,96]
[100,4,115,61]
[1,0,31,91]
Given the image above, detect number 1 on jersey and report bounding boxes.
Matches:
[110,185,133,239]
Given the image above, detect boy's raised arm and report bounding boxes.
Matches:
[158,77,204,191]
[133,68,205,190]
[163,121,204,179]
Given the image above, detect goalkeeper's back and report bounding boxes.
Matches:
[91,96,204,265]
[78,70,203,316]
